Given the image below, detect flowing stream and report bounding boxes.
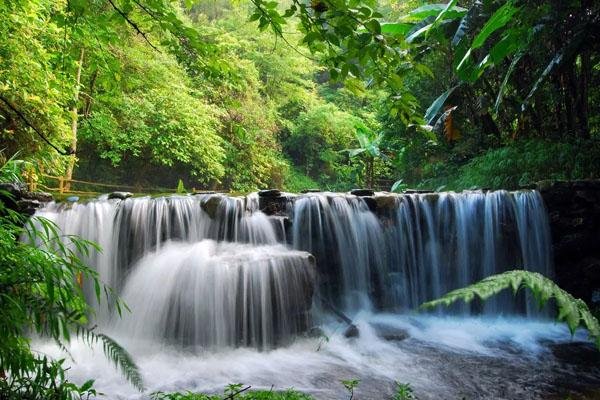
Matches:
[33,190,600,399]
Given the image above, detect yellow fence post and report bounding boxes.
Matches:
[58,177,64,194]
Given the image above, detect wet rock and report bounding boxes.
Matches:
[350,188,374,196]
[258,189,281,197]
[108,191,133,200]
[301,189,322,193]
[404,189,433,194]
[16,199,41,215]
[0,182,27,197]
[66,196,79,203]
[192,190,216,195]
[361,196,377,212]
[200,195,222,218]
[343,324,359,338]
[23,191,53,202]
[374,195,398,213]
[371,323,409,342]
[259,195,288,215]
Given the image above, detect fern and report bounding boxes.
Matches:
[76,328,144,391]
[421,270,600,349]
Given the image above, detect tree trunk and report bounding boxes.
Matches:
[64,48,84,192]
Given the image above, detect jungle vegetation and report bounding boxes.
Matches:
[1,0,598,193]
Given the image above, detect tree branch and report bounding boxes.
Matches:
[105,0,160,52]
[0,95,72,156]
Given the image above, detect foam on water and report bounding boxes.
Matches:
[35,315,589,399]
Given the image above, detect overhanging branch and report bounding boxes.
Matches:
[0,95,73,156]
[106,0,160,52]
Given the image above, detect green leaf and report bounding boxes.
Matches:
[425,85,459,124]
[380,22,412,36]
[428,0,459,36]
[365,19,381,35]
[406,23,433,43]
[391,180,407,193]
[404,4,467,21]
[471,1,520,50]
[494,52,523,114]
[452,0,482,46]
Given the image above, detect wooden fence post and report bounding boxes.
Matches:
[59,177,64,194]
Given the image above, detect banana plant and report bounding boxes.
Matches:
[405,0,599,138]
[343,123,385,189]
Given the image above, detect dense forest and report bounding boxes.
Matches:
[2,0,598,194]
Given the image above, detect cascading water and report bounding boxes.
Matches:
[33,189,590,400]
[36,190,553,334]
[114,240,314,349]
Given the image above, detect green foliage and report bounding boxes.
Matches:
[285,104,361,186]
[341,379,360,400]
[446,139,600,190]
[282,167,320,193]
[393,382,415,400]
[176,179,187,194]
[151,385,314,400]
[421,270,600,349]
[0,158,143,397]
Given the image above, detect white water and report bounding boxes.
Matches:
[31,190,593,399]
[36,314,590,399]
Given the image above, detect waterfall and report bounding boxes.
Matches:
[34,189,553,348]
[114,240,314,349]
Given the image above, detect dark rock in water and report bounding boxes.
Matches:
[258,189,281,197]
[108,191,133,200]
[16,199,41,215]
[374,195,397,213]
[200,195,222,218]
[259,194,289,215]
[343,324,359,338]
[0,182,27,197]
[361,196,377,212]
[350,188,374,196]
[371,323,409,342]
[24,191,53,202]
[192,191,216,195]
[301,189,322,193]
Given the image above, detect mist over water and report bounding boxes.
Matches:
[33,190,598,399]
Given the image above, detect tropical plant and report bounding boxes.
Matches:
[344,124,385,188]
[340,379,360,400]
[0,158,143,397]
[393,381,416,400]
[421,270,600,349]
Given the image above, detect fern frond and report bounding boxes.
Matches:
[97,333,145,392]
[76,328,144,391]
[421,270,600,349]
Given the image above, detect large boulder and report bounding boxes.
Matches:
[200,195,223,218]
